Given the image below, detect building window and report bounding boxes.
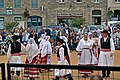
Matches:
[14,17,21,21]
[14,0,21,8]
[60,0,65,2]
[76,0,82,2]
[8,0,12,2]
[115,0,120,2]
[0,17,4,21]
[31,0,38,8]
[0,17,4,29]
[0,0,4,8]
[93,0,99,3]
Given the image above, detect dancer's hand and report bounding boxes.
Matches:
[110,53,114,57]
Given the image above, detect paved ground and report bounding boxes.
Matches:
[0,50,120,80]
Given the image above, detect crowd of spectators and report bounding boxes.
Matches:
[1,23,120,55]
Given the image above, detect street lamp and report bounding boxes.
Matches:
[46,0,48,26]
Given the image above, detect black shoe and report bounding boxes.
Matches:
[16,71,20,76]
[30,78,35,80]
[52,76,59,80]
[82,74,89,78]
[102,75,106,78]
[11,71,14,75]
[68,77,74,80]
[107,75,110,77]
[67,74,74,80]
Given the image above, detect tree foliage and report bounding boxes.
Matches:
[107,10,114,20]
[3,22,19,32]
[71,18,86,27]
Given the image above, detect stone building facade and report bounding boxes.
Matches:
[0,0,107,29]
[108,0,120,21]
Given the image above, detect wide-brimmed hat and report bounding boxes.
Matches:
[101,30,108,33]
[56,37,65,44]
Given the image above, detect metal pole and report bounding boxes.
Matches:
[46,0,48,26]
[7,64,11,80]
[1,63,6,80]
[106,0,108,27]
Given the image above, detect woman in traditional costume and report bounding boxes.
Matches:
[76,33,97,77]
[24,38,40,80]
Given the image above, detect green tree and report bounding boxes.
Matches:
[3,22,19,32]
[107,10,114,20]
[71,18,86,28]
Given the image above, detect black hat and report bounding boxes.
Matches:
[56,37,65,44]
[101,30,108,33]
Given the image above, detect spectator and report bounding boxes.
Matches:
[108,24,114,37]
[62,24,70,37]
[29,30,38,44]
[94,27,100,36]
[56,26,62,40]
[7,32,13,40]
[14,28,19,36]
[82,26,89,34]
[78,25,83,39]
[1,29,6,41]
[50,38,55,53]
[50,27,57,46]
[37,27,45,38]
[93,31,99,38]
[68,39,75,51]
[70,27,76,36]
[45,26,51,36]
[19,29,23,42]
[74,36,80,48]
[7,35,25,77]
[19,26,23,31]
[22,29,30,45]
[108,24,113,34]
[27,28,31,33]
[0,34,2,42]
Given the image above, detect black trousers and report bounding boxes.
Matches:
[102,70,110,76]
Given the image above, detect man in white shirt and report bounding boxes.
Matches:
[98,30,115,78]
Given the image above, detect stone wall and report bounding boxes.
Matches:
[0,0,107,26]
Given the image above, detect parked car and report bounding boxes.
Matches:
[97,25,105,31]
[88,25,105,32]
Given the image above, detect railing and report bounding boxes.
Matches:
[0,63,6,80]
[6,63,120,80]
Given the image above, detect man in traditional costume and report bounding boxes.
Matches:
[53,37,74,80]
[98,30,115,78]
[76,33,97,77]
[24,38,40,80]
[7,35,25,77]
